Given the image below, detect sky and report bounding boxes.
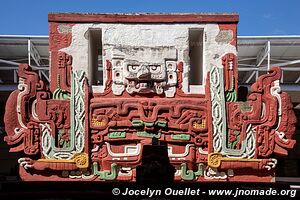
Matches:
[0,0,299,36]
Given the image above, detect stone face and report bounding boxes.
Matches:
[3,13,296,182]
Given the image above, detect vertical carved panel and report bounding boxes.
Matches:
[72,70,86,153]
[222,53,237,102]
[209,66,226,153]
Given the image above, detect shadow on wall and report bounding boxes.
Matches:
[275,109,300,178]
[237,86,248,101]
[0,89,20,181]
[0,127,20,181]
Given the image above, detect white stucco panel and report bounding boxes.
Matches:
[60,23,237,94]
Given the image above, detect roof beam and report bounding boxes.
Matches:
[239,84,300,92]
[28,40,41,66]
[0,84,17,91]
[0,65,49,70]
[238,67,300,71]
[256,41,270,69]
[243,71,257,84]
[0,59,19,66]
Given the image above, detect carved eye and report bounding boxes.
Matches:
[116,61,121,66]
[149,65,160,73]
[128,65,139,73]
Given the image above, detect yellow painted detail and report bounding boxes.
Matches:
[207,153,223,168]
[193,119,206,129]
[73,153,89,168]
[37,153,89,169]
[92,117,106,127]
[37,159,74,163]
[208,153,262,168]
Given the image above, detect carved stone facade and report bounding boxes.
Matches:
[3,13,296,182]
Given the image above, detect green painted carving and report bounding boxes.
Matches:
[194,163,205,177]
[132,120,166,138]
[132,120,167,128]
[180,163,195,181]
[155,120,167,127]
[93,162,118,180]
[53,88,70,100]
[108,132,126,139]
[225,90,237,102]
[53,75,70,100]
[100,163,118,180]
[171,134,190,141]
[132,120,144,127]
[137,131,161,138]
[210,66,252,157]
[41,71,86,160]
[58,129,70,148]
[225,75,237,102]
[180,163,204,180]
[144,122,154,127]
[93,162,102,176]
[228,131,240,149]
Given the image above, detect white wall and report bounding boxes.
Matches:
[61,23,237,94]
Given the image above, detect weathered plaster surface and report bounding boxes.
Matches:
[57,24,72,34]
[215,30,233,44]
[61,23,237,94]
